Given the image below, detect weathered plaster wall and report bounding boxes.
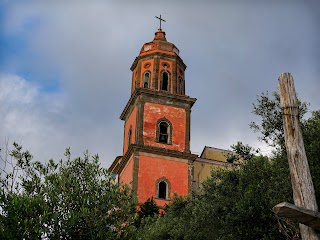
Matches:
[193,161,218,187]
[119,155,134,187]
[143,102,186,151]
[193,160,231,190]
[137,153,189,207]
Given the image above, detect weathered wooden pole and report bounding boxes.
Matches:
[273,202,320,231]
[278,72,319,240]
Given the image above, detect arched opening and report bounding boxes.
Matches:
[158,121,169,143]
[158,181,167,199]
[128,126,132,145]
[161,72,169,91]
[156,177,171,200]
[143,72,150,88]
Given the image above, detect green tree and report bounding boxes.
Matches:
[138,91,319,240]
[199,156,294,240]
[135,197,159,227]
[301,110,320,206]
[138,156,296,240]
[250,92,319,206]
[0,143,136,240]
[137,195,192,240]
[250,91,308,151]
[225,141,260,163]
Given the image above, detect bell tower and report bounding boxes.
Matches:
[110,23,197,207]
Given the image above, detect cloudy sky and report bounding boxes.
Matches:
[1,0,319,168]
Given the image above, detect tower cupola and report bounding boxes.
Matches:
[130,30,186,96]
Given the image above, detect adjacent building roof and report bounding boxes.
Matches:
[108,156,122,173]
[199,146,234,162]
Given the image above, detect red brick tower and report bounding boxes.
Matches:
[110,28,197,207]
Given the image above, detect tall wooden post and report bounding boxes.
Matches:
[278,73,319,240]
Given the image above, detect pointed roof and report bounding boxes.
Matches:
[153,31,167,41]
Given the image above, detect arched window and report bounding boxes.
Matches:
[159,122,169,143]
[158,181,167,199]
[128,126,132,145]
[157,119,172,144]
[156,177,171,200]
[161,71,169,91]
[143,72,150,88]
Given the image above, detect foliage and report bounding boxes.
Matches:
[138,91,319,240]
[1,91,318,239]
[0,144,136,240]
[249,91,320,233]
[250,91,308,151]
[302,110,320,206]
[225,141,260,163]
[135,197,159,227]
[138,156,296,240]
[250,92,320,206]
[137,195,192,240]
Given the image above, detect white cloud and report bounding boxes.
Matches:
[0,74,64,161]
[0,73,120,168]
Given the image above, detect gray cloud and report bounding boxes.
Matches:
[1,1,319,167]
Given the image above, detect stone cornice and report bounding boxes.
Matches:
[130,52,186,71]
[194,157,230,166]
[117,144,198,174]
[108,155,122,172]
[120,88,197,121]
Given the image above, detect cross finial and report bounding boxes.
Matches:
[155,14,166,31]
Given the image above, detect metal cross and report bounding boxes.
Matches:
[155,15,166,31]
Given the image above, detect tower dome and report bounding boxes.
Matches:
[130,30,186,96]
[139,31,180,56]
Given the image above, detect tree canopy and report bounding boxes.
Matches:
[137,91,320,240]
[1,91,319,239]
[0,145,136,240]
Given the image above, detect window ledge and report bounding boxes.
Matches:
[156,141,172,145]
[155,197,171,201]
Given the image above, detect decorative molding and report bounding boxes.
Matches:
[120,88,196,121]
[136,61,142,88]
[130,52,186,71]
[132,154,139,195]
[136,97,145,145]
[188,160,194,194]
[162,62,170,68]
[153,56,159,90]
[172,60,177,94]
[184,107,191,153]
[144,62,151,68]
[116,144,198,175]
